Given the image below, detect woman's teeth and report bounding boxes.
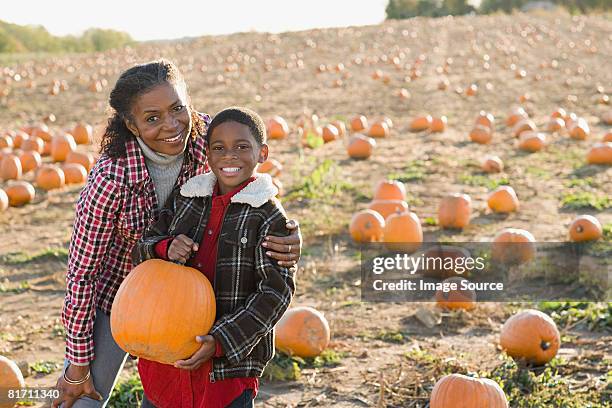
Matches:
[221,167,240,173]
[163,132,182,142]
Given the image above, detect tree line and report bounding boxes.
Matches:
[386,0,611,19]
[0,20,133,53]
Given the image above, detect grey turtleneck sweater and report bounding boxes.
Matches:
[136,137,185,209]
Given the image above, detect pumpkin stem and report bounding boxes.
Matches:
[540,340,550,351]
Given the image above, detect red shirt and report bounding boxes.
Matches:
[139,177,258,408]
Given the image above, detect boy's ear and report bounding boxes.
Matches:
[124,119,139,137]
[258,144,269,163]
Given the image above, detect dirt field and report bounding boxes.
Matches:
[0,10,610,407]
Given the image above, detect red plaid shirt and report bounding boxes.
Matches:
[62,119,210,364]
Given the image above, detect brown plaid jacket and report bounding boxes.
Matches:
[133,172,294,380]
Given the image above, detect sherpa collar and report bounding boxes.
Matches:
[180,172,278,208]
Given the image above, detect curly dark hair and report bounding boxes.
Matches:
[99,59,206,158]
[206,106,267,146]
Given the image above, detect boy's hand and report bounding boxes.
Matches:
[174,335,216,370]
[168,234,199,264]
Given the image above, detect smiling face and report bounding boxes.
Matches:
[206,121,268,195]
[125,82,191,155]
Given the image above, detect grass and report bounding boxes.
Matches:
[538,301,611,332]
[108,374,144,408]
[560,192,612,210]
[457,173,510,189]
[30,360,60,375]
[263,349,345,382]
[388,160,427,183]
[487,357,608,407]
[0,280,30,294]
[285,158,359,202]
[564,177,596,188]
[0,247,69,265]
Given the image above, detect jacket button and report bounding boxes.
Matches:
[196,263,202,268]
[208,229,213,235]
[240,237,248,244]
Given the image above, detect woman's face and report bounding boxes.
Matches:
[126,82,191,155]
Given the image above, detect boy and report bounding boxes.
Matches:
[132,107,295,408]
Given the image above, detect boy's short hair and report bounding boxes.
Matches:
[206,107,267,145]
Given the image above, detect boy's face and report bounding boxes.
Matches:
[206,121,268,194]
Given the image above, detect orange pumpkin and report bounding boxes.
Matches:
[36,165,65,190]
[347,134,376,159]
[18,150,42,173]
[65,151,95,172]
[368,121,389,138]
[330,120,346,137]
[350,115,368,132]
[5,181,35,207]
[603,132,612,143]
[275,306,330,358]
[568,215,602,242]
[257,158,283,177]
[465,83,478,96]
[0,154,22,180]
[487,186,519,213]
[491,228,536,265]
[420,245,472,279]
[438,193,471,229]
[12,131,29,149]
[430,374,508,408]
[410,115,433,132]
[21,136,44,153]
[469,125,492,144]
[0,189,8,212]
[0,355,26,408]
[435,277,477,310]
[550,107,567,120]
[72,123,93,144]
[51,133,77,162]
[475,111,495,129]
[564,112,578,130]
[0,134,12,149]
[31,125,52,142]
[267,116,289,139]
[374,180,406,201]
[430,116,447,133]
[569,118,589,140]
[481,155,504,173]
[518,131,546,152]
[111,259,216,364]
[322,124,339,143]
[506,106,528,127]
[512,119,537,138]
[384,211,422,253]
[500,309,560,365]
[546,117,565,133]
[368,199,409,220]
[586,142,612,165]
[62,163,88,184]
[349,209,385,242]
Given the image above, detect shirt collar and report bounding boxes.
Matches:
[213,177,257,206]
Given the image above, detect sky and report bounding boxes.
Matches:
[2,0,389,41]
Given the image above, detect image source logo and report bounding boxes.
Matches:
[360,242,610,303]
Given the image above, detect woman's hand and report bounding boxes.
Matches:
[174,335,216,371]
[52,364,102,408]
[168,234,199,264]
[264,219,302,267]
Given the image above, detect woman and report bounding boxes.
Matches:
[52,60,301,408]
